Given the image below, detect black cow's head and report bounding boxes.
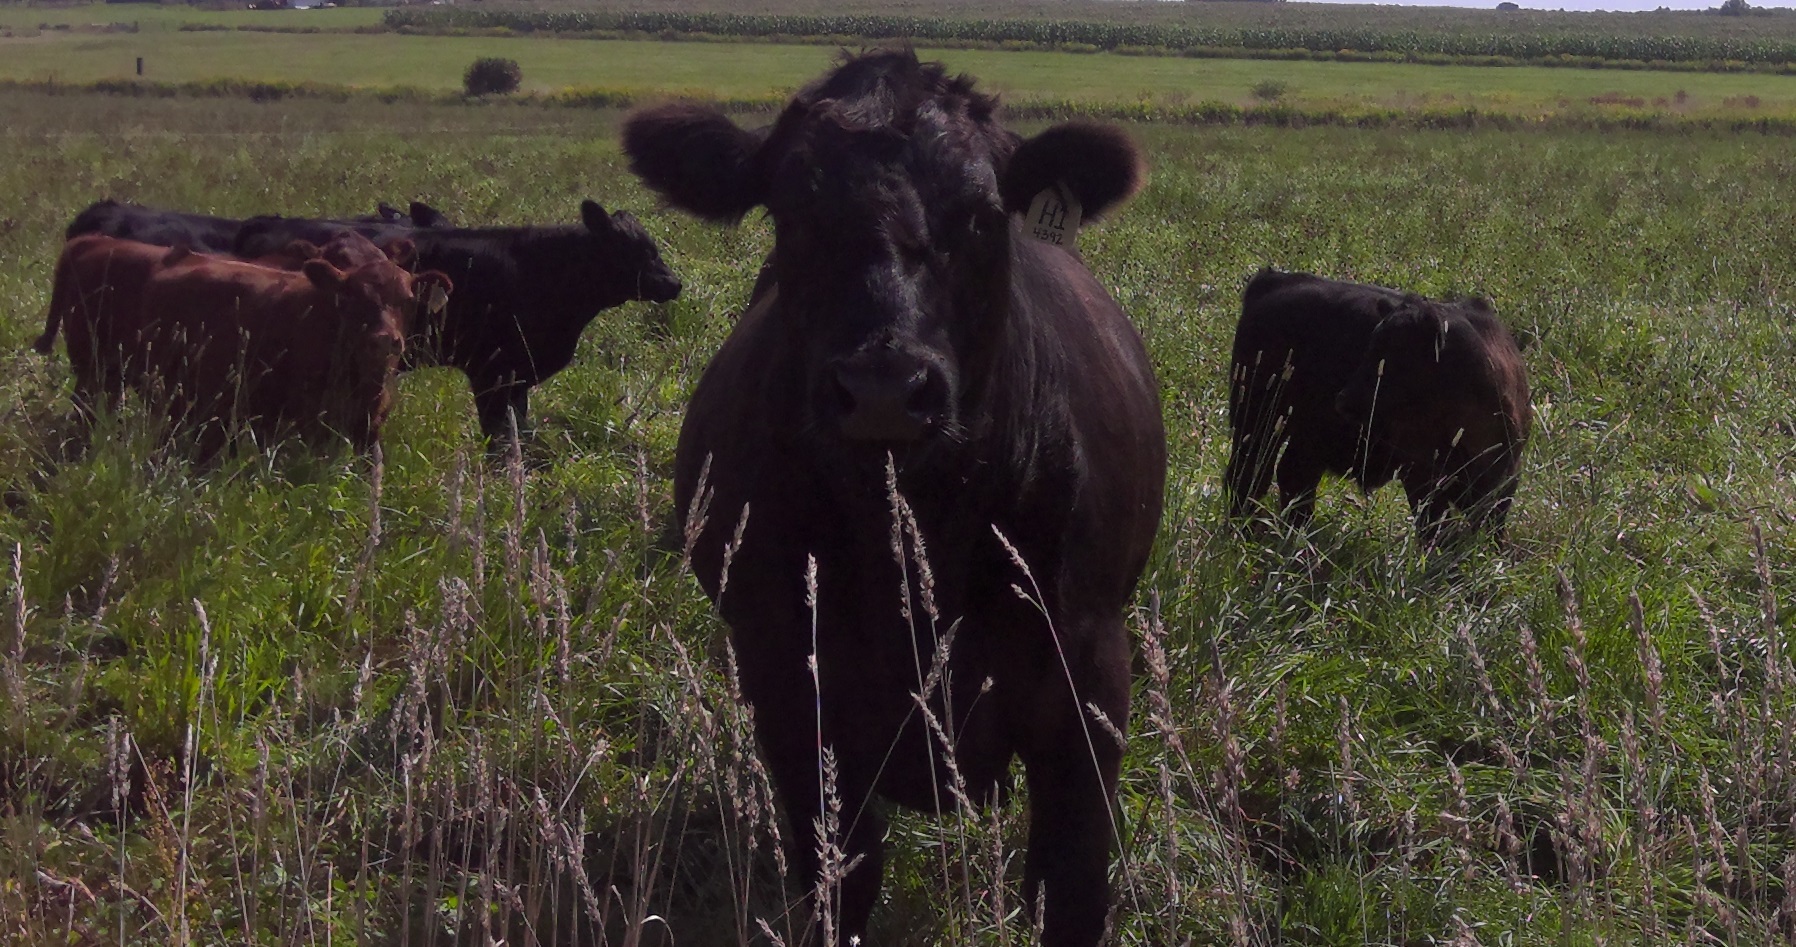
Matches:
[623,49,1143,446]
[1336,296,1495,433]
[578,199,684,304]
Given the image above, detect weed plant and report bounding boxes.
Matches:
[0,92,1792,944]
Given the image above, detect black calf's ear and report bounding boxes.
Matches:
[623,104,765,223]
[581,199,612,232]
[1000,122,1145,221]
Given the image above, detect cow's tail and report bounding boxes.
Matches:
[33,252,73,354]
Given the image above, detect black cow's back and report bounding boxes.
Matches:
[65,200,243,253]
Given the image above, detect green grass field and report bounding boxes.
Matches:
[1,81,1794,944]
[6,29,1796,121]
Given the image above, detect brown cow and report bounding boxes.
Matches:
[247,230,414,273]
[624,50,1164,946]
[35,236,450,458]
[34,235,170,416]
[1226,267,1531,543]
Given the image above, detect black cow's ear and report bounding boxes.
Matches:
[623,104,765,223]
[1000,122,1145,221]
[409,201,448,228]
[302,259,347,290]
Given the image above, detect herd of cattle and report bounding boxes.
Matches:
[34,193,683,453]
[25,49,1532,946]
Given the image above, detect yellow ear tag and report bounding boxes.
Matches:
[1024,181,1082,250]
[426,284,450,314]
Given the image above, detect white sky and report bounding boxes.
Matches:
[1300,0,1793,9]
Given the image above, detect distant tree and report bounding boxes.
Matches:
[464,57,522,97]
[1718,0,1749,14]
[1497,2,1520,9]
[1251,79,1288,102]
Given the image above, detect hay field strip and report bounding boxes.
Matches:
[4,29,1796,121]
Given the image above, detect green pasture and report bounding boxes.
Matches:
[5,29,1796,119]
[1,87,1795,944]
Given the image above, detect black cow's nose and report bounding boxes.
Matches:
[830,358,946,441]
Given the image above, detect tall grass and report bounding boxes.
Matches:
[0,92,1792,944]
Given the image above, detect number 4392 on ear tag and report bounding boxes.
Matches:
[1024,181,1082,251]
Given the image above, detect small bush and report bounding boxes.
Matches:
[1251,79,1289,102]
[463,56,522,97]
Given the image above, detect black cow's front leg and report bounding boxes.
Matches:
[745,659,889,944]
[1274,441,1327,531]
[1403,471,1455,547]
[472,379,531,451]
[1019,614,1129,947]
[721,556,890,946]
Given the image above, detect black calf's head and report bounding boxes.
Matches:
[624,49,1143,445]
[579,199,684,304]
[1336,296,1496,429]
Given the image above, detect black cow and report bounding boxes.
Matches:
[1226,267,1531,542]
[65,200,242,253]
[63,199,449,254]
[233,199,683,443]
[624,50,1164,946]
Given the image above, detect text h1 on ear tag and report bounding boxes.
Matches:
[1024,181,1082,250]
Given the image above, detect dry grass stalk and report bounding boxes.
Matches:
[6,542,23,709]
[344,441,384,618]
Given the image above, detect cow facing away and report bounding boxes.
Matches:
[34,235,171,415]
[35,235,451,458]
[624,50,1164,947]
[231,199,683,445]
[1226,267,1531,543]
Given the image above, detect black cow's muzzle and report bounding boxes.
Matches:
[826,350,948,442]
[643,275,683,303]
[1335,386,1373,423]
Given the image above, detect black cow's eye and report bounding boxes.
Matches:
[963,204,1004,241]
[890,231,934,271]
